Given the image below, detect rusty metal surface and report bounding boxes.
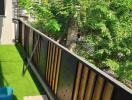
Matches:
[57,50,78,100]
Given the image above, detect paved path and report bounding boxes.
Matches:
[24,95,48,100]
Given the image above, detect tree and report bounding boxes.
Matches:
[75,0,132,81]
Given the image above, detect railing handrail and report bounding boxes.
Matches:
[17,19,132,95]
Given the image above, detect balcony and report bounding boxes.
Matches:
[0,19,132,100]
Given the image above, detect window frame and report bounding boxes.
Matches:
[0,0,5,16]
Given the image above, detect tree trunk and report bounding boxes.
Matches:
[66,17,78,52]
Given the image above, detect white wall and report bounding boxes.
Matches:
[0,0,15,44]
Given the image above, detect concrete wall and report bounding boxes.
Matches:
[0,0,15,44]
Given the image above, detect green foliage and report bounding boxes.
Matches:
[49,0,72,34]
[75,0,132,81]
[50,0,90,35]
[19,0,86,38]
[50,0,80,34]
[103,59,119,71]
[19,1,61,39]
[116,62,132,80]
[45,19,61,38]
[32,3,61,37]
[18,0,32,10]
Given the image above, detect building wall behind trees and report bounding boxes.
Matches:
[0,0,15,44]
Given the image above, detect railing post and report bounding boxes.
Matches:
[18,20,22,44]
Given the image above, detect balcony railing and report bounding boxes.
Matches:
[16,19,132,100]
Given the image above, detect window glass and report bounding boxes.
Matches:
[0,0,5,15]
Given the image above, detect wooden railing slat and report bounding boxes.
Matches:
[78,66,89,100]
[52,47,59,92]
[50,45,56,86]
[22,23,25,46]
[102,82,114,100]
[72,62,83,100]
[54,48,62,94]
[84,71,96,100]
[46,42,51,81]
[47,43,53,82]
[92,76,104,100]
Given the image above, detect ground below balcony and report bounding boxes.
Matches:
[0,45,45,100]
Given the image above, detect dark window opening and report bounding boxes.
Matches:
[0,0,5,15]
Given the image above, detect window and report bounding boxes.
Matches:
[0,0,5,15]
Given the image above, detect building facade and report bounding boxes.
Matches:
[0,0,15,44]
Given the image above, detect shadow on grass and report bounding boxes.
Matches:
[15,43,45,94]
[0,61,4,87]
[0,61,10,87]
[13,95,18,100]
[0,62,18,100]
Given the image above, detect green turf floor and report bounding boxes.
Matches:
[0,45,44,100]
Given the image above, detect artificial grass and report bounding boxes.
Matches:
[0,45,44,100]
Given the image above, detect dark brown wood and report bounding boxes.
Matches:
[50,45,56,86]
[102,82,114,100]
[54,48,62,94]
[18,21,22,44]
[72,62,83,100]
[52,46,59,93]
[78,66,89,100]
[47,42,53,83]
[92,76,104,100]
[46,42,51,82]
[84,71,96,100]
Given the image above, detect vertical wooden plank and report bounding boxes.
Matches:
[72,62,83,100]
[46,42,51,81]
[102,82,114,100]
[32,32,35,64]
[84,71,96,100]
[54,48,62,94]
[22,23,25,46]
[50,45,56,86]
[28,29,33,56]
[47,43,53,83]
[92,76,104,100]
[78,66,89,100]
[52,47,59,92]
[32,33,39,67]
[36,38,41,67]
[32,33,37,66]
[24,25,29,53]
[24,25,27,50]
[35,37,38,64]
[38,37,48,78]
[18,21,22,44]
